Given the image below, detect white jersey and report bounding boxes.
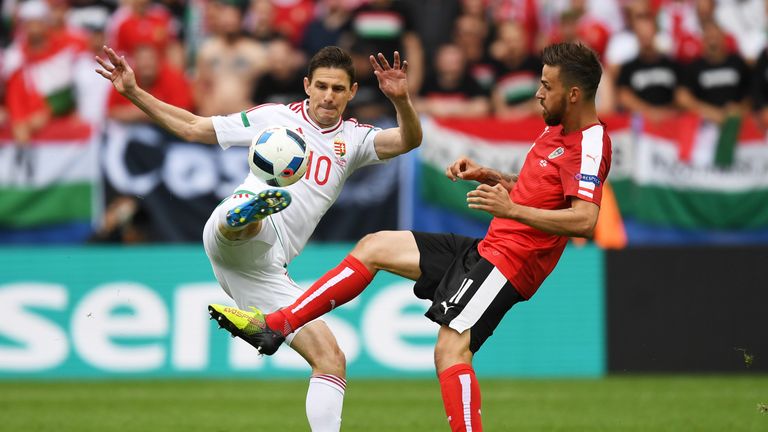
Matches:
[211,100,383,263]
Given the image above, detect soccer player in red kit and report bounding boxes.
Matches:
[210,42,611,432]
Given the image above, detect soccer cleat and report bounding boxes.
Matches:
[208,304,285,355]
[225,189,291,228]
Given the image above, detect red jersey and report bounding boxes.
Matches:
[109,5,177,56]
[108,63,193,112]
[477,123,612,299]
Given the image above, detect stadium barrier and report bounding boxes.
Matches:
[0,244,604,379]
[606,246,768,372]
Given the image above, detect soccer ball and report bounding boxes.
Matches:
[248,126,309,187]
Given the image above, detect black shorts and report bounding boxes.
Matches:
[412,231,524,353]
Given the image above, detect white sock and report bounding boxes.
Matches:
[306,374,346,432]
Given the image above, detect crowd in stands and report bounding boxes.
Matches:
[2,0,768,135]
[1,0,766,244]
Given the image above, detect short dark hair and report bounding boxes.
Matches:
[541,42,602,99]
[307,46,355,86]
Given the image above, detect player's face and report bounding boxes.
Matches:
[304,68,358,127]
[536,65,568,126]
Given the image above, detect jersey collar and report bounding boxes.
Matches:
[300,99,343,134]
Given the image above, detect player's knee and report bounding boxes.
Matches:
[434,335,472,372]
[314,344,346,376]
[352,231,397,269]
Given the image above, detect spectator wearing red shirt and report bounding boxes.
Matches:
[108,45,193,123]
[107,0,183,68]
[3,0,85,144]
[238,42,611,432]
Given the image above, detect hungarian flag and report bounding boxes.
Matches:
[609,114,768,231]
[415,114,768,244]
[0,116,96,243]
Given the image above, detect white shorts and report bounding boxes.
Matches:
[202,193,310,345]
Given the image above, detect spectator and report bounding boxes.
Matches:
[490,21,541,119]
[604,0,655,76]
[108,0,184,68]
[346,0,424,94]
[617,14,680,121]
[415,43,490,118]
[267,0,314,46]
[245,0,282,43]
[453,14,495,92]
[713,0,766,63]
[252,37,306,105]
[656,0,738,63]
[345,40,394,125]
[752,47,768,128]
[72,7,112,127]
[300,0,353,56]
[3,0,84,144]
[194,0,266,116]
[675,21,750,124]
[107,44,193,123]
[490,0,539,52]
[407,0,461,75]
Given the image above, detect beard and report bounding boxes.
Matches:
[541,97,566,126]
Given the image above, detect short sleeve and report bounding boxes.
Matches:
[348,122,384,170]
[616,62,632,89]
[560,126,608,206]
[211,104,281,149]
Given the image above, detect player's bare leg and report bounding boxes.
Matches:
[435,326,483,431]
[290,320,347,432]
[263,231,421,339]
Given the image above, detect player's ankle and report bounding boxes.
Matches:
[266,309,294,337]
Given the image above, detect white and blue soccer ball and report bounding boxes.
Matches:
[248,126,309,187]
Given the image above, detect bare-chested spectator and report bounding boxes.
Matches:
[194,0,266,116]
[108,0,184,68]
[675,21,750,124]
[616,14,680,122]
[415,43,490,118]
[490,21,541,119]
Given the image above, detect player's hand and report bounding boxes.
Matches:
[445,156,495,183]
[370,51,409,103]
[466,183,516,218]
[95,46,137,96]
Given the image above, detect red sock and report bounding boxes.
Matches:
[438,363,483,432]
[266,255,373,336]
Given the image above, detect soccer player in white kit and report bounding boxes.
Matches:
[95,45,422,431]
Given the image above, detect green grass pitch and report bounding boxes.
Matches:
[1,376,766,431]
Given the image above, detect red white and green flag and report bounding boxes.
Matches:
[417,114,768,236]
[0,117,96,234]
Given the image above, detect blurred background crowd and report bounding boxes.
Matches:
[1,0,767,244]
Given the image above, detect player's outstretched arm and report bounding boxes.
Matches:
[95,46,217,145]
[446,156,518,191]
[370,51,422,159]
[467,185,599,237]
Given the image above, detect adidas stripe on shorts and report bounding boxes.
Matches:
[411,231,525,353]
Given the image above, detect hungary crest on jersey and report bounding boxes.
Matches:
[333,133,347,166]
